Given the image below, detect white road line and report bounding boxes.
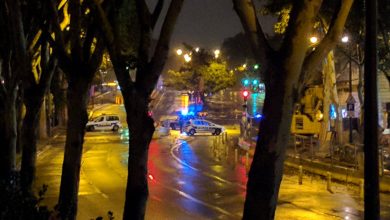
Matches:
[153,177,240,218]
[170,140,245,189]
[154,90,165,109]
[170,141,199,171]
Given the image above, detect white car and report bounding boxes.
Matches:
[86,114,122,132]
[185,119,224,136]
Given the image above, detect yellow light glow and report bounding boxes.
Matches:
[315,110,324,121]
[310,36,318,44]
[341,35,349,43]
[214,49,220,58]
[184,54,191,62]
[176,49,183,56]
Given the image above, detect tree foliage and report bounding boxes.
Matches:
[165,61,235,93]
[221,32,254,69]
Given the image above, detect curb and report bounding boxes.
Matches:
[284,155,390,192]
[241,144,390,192]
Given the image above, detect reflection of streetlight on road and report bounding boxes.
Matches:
[176,49,183,56]
[184,53,191,62]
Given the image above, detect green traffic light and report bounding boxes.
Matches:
[252,79,258,85]
[243,79,249,86]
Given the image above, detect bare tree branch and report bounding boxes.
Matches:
[48,0,68,58]
[301,0,354,86]
[232,0,273,66]
[136,0,153,67]
[143,0,184,93]
[280,0,322,81]
[88,38,104,77]
[38,23,57,91]
[69,0,82,63]
[91,0,114,46]
[151,0,164,29]
[83,22,97,62]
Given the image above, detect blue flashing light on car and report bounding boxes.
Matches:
[255,113,262,119]
[181,109,188,116]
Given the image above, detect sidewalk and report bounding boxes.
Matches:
[243,143,390,193]
[16,126,66,170]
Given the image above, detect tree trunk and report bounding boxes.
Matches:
[39,98,48,139]
[20,90,45,194]
[0,89,18,181]
[58,77,91,220]
[243,73,294,219]
[122,90,155,220]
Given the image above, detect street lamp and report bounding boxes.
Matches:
[184,53,191,62]
[342,35,353,144]
[176,49,183,56]
[341,35,349,43]
[310,36,318,44]
[214,49,220,58]
[195,47,200,52]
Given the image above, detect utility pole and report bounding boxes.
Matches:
[364,0,380,219]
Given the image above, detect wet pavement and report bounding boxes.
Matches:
[32,89,390,219]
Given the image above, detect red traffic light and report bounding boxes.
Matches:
[242,90,249,98]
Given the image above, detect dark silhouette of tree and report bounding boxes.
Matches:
[0,0,29,182]
[48,0,105,219]
[20,0,59,195]
[232,0,353,218]
[92,0,184,218]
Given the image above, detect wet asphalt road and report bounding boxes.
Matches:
[33,89,390,219]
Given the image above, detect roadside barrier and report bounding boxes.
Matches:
[327,172,332,192]
[235,149,238,163]
[299,165,303,185]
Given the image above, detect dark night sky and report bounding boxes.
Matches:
[148,0,275,50]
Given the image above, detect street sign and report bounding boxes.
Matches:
[346,94,356,104]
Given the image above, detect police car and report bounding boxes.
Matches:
[86,114,122,132]
[184,119,225,136]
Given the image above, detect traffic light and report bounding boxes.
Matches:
[242,90,249,101]
[243,79,249,87]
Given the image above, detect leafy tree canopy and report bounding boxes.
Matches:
[164,61,236,93]
[221,32,255,69]
[261,0,390,81]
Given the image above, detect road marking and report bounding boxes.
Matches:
[170,142,199,171]
[154,90,165,109]
[36,145,52,158]
[170,141,246,189]
[154,179,240,218]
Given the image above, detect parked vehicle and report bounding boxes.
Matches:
[184,119,224,136]
[86,114,122,132]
